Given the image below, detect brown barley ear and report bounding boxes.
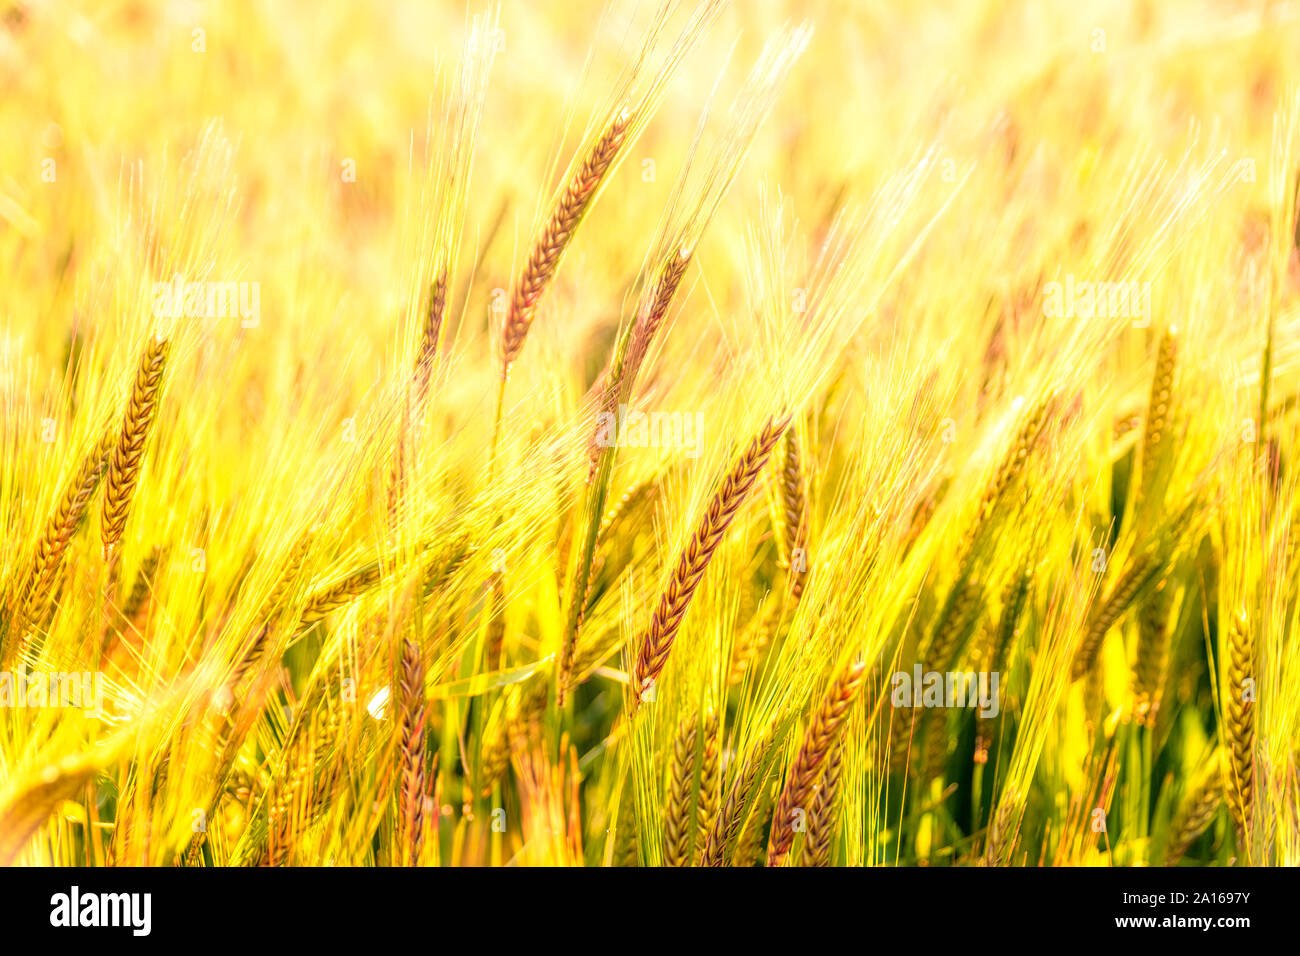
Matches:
[663,713,699,867]
[803,740,844,867]
[630,414,789,708]
[501,106,635,373]
[767,658,868,867]
[395,635,428,866]
[700,733,775,867]
[779,428,809,600]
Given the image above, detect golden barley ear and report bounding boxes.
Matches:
[101,335,171,561]
[298,562,384,626]
[413,269,449,406]
[585,248,693,483]
[1136,326,1178,512]
[696,710,721,848]
[779,427,810,600]
[484,571,507,671]
[613,781,640,867]
[6,426,115,656]
[727,592,779,687]
[631,414,789,708]
[389,270,449,533]
[477,695,511,799]
[983,786,1022,866]
[1223,609,1254,842]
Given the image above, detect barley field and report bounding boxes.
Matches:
[1,0,1298,870]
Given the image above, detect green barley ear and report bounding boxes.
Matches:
[1132,577,1171,727]
[696,710,721,852]
[1164,746,1224,864]
[1072,550,1162,680]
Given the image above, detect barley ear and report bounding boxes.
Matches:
[1165,746,1224,864]
[101,335,171,561]
[663,713,698,867]
[766,658,868,867]
[630,415,789,708]
[1223,609,1255,842]
[501,107,634,373]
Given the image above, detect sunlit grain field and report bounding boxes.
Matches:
[1,0,1298,868]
